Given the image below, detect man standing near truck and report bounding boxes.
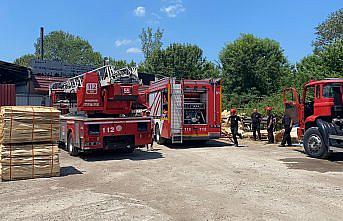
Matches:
[266,106,275,144]
[279,112,293,147]
[229,108,242,147]
[251,108,262,141]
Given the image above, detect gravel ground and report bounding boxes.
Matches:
[0,139,342,221]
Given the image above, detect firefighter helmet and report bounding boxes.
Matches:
[230,108,237,114]
[265,106,272,111]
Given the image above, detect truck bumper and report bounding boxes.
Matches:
[183,136,210,141]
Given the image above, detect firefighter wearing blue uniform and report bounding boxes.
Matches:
[228,108,242,147]
[266,106,275,144]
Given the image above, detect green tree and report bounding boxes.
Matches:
[296,39,343,88]
[34,31,103,66]
[139,27,163,60]
[14,54,37,67]
[146,43,219,79]
[107,57,137,69]
[15,31,103,67]
[313,9,343,52]
[219,34,291,105]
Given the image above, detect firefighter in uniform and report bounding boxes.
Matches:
[266,106,275,144]
[251,108,262,141]
[228,108,242,147]
[279,113,293,147]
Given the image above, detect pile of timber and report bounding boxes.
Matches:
[0,106,60,181]
[275,127,299,143]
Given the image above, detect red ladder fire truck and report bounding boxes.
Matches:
[50,65,153,156]
[144,77,222,144]
[283,78,343,158]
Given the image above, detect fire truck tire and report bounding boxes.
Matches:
[155,124,166,145]
[303,127,329,159]
[123,146,135,153]
[67,133,79,156]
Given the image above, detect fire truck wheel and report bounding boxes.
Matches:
[67,133,79,156]
[303,127,329,159]
[155,124,166,145]
[123,146,135,153]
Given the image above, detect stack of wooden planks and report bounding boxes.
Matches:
[0,106,60,181]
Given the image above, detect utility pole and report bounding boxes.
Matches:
[40,27,44,60]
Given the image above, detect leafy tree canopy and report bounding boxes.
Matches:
[145,43,219,79]
[313,8,343,52]
[35,31,103,66]
[107,57,137,69]
[296,39,343,88]
[14,54,37,67]
[219,33,291,100]
[15,31,103,67]
[139,27,163,60]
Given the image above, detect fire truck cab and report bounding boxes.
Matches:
[146,77,222,144]
[283,78,343,158]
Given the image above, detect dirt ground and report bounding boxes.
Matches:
[1,139,343,221]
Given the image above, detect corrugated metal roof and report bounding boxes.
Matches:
[0,60,29,83]
[32,75,67,92]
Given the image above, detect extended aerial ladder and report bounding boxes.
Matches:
[50,65,145,116]
[50,66,140,92]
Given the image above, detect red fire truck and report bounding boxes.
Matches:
[283,78,343,158]
[144,77,222,144]
[50,65,152,156]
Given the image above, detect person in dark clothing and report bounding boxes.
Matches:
[251,108,262,141]
[228,108,242,147]
[266,106,275,144]
[279,113,293,147]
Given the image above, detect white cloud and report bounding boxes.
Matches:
[134,6,146,17]
[115,39,132,47]
[126,47,142,54]
[161,3,185,18]
[146,13,162,25]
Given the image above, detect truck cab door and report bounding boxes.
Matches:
[282,88,301,125]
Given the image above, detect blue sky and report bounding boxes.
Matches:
[0,0,341,64]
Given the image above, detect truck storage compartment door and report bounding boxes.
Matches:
[170,78,183,143]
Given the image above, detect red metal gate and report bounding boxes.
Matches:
[0,84,16,107]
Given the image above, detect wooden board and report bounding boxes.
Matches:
[0,106,60,144]
[0,143,59,158]
[0,164,60,181]
[0,143,60,181]
[0,106,61,181]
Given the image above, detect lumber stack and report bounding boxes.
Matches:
[0,106,60,181]
[275,127,299,143]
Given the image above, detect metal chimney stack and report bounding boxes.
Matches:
[40,27,44,60]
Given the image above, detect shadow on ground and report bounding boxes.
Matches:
[280,153,343,173]
[165,139,233,149]
[80,148,163,162]
[60,166,83,176]
[293,149,343,162]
